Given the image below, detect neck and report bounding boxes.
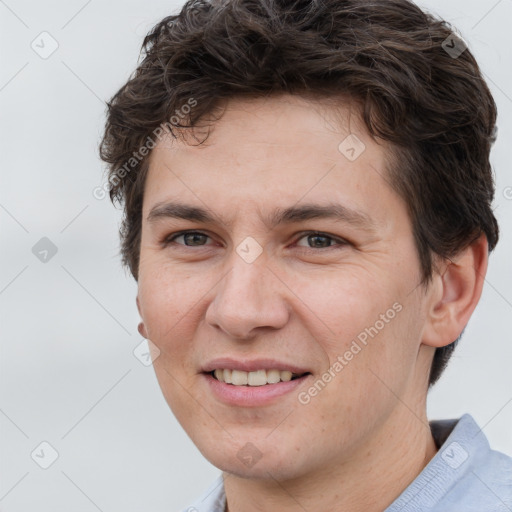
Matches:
[223,405,438,512]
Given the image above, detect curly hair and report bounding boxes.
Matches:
[99,0,499,386]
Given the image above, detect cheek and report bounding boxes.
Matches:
[137,267,208,421]
[288,267,393,357]
[293,270,417,410]
[318,299,423,428]
[137,263,205,355]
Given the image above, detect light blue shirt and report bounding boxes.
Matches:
[180,414,512,512]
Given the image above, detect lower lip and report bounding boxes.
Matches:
[203,373,310,407]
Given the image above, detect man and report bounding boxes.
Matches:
[99,0,512,510]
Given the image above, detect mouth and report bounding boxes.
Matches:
[208,368,310,386]
[201,358,312,406]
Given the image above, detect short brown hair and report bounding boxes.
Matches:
[99,0,499,386]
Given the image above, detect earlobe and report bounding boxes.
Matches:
[422,234,488,348]
[136,295,148,338]
[138,321,148,338]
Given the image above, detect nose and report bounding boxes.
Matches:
[204,251,290,340]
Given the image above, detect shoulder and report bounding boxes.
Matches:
[433,414,512,511]
[387,414,512,512]
[454,445,512,511]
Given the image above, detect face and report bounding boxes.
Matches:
[137,95,435,480]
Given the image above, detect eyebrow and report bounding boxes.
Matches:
[147,201,377,232]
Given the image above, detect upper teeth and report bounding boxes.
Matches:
[213,369,300,386]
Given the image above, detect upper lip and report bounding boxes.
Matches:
[201,357,311,374]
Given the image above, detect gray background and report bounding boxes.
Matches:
[0,0,511,511]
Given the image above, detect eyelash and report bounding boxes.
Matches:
[162,230,350,251]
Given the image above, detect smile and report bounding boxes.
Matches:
[211,369,307,386]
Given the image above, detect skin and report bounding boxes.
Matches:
[136,94,488,512]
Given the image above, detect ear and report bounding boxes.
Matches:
[422,234,488,348]
[136,295,149,338]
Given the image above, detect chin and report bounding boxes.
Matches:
[198,438,312,481]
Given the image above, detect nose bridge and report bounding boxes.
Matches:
[205,247,289,339]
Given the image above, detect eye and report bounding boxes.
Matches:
[161,230,350,251]
[163,231,214,247]
[294,231,349,250]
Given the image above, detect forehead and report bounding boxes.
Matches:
[143,94,406,234]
